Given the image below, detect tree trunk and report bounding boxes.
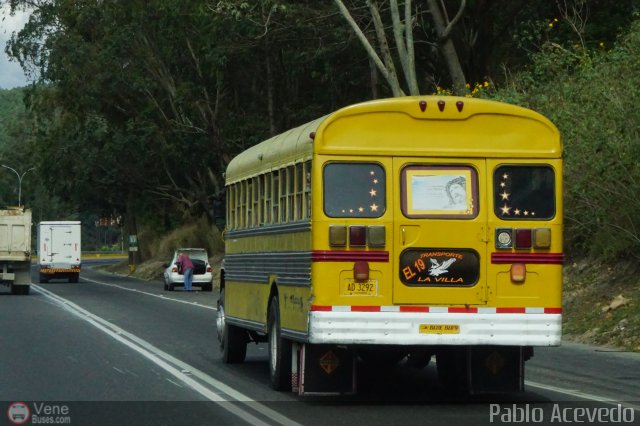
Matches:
[426,0,468,95]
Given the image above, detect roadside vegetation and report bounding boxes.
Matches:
[0,1,639,350]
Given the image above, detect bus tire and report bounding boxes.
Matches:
[268,296,292,391]
[217,289,247,363]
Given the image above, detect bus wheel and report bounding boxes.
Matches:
[217,289,247,363]
[268,296,292,391]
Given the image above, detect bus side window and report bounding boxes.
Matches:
[264,173,271,225]
[295,163,303,221]
[239,180,247,229]
[227,185,234,229]
[254,176,262,226]
[280,168,288,223]
[247,179,253,227]
[273,170,280,224]
[304,160,312,219]
[288,165,295,222]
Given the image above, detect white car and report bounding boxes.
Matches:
[163,248,213,291]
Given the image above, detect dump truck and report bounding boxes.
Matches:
[0,207,32,295]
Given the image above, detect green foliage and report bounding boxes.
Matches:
[140,215,223,261]
[489,17,640,260]
[2,0,640,261]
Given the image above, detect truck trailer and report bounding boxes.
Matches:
[0,208,32,295]
[37,221,81,283]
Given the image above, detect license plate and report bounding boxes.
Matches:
[341,279,378,296]
[419,324,460,334]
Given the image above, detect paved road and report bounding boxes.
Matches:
[0,261,637,425]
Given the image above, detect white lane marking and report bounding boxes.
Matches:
[33,284,300,426]
[526,380,640,411]
[76,275,640,413]
[80,276,217,311]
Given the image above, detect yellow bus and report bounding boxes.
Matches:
[216,96,563,395]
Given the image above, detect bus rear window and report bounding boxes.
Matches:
[323,162,385,218]
[494,166,555,220]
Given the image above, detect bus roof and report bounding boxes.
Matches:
[225,96,561,184]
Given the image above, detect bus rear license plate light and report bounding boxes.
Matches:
[533,228,551,249]
[367,226,386,247]
[515,229,532,249]
[349,226,367,247]
[353,261,369,281]
[510,263,526,283]
[329,225,347,246]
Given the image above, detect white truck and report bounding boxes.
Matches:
[0,208,32,295]
[37,221,81,283]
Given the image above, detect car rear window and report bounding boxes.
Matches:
[179,250,208,261]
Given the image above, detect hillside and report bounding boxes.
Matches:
[563,259,639,351]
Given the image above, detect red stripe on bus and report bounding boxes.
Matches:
[311,250,389,262]
[448,307,478,313]
[496,307,526,313]
[310,305,332,311]
[351,306,381,312]
[491,252,564,264]
[310,305,561,313]
[399,306,430,312]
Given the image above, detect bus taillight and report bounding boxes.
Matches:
[496,228,552,250]
[349,226,367,246]
[515,229,532,249]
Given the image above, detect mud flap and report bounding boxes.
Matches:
[296,344,356,396]
[469,346,524,394]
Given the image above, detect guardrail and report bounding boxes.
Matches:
[82,252,128,259]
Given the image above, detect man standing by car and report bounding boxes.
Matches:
[177,252,194,291]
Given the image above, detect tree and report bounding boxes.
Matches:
[333,0,468,95]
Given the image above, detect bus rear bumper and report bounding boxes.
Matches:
[307,310,562,347]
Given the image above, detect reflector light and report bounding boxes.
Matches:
[349,226,367,246]
[438,100,445,111]
[329,225,347,246]
[353,261,370,281]
[533,228,551,249]
[515,228,532,249]
[495,228,513,249]
[456,101,464,112]
[510,263,526,283]
[367,225,386,247]
[309,132,316,140]
[419,100,427,112]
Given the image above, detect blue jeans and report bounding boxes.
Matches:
[183,268,193,291]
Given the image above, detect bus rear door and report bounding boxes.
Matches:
[392,159,488,306]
